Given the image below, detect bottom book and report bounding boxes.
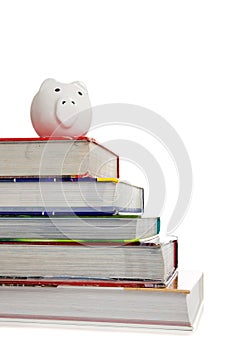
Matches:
[0,271,203,331]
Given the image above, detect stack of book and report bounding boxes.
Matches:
[0,137,203,331]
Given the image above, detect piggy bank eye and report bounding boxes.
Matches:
[78,91,83,96]
[54,88,61,92]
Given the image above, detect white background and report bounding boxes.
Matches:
[0,0,232,348]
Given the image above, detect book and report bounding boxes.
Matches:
[0,216,160,241]
[0,137,119,178]
[0,236,177,285]
[0,177,143,215]
[0,271,203,331]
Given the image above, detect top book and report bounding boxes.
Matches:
[0,137,119,178]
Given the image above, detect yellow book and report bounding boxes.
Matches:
[97,177,119,183]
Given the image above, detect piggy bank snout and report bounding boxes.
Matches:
[59,97,77,106]
[56,95,81,128]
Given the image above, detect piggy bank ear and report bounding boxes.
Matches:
[39,78,56,91]
[72,81,87,92]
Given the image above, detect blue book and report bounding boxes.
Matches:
[0,177,144,216]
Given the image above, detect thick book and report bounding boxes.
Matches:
[0,236,177,285]
[0,216,160,241]
[0,137,119,178]
[0,177,143,215]
[0,271,203,331]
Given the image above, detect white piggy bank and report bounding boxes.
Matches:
[30,78,92,137]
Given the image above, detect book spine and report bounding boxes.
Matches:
[157,217,160,234]
[0,177,121,183]
[0,136,90,142]
[0,177,99,183]
[0,278,168,288]
[97,178,119,183]
[174,239,178,269]
[0,239,156,246]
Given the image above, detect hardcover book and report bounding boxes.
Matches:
[0,216,160,241]
[0,137,119,178]
[0,236,177,285]
[0,177,143,215]
[0,271,203,331]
